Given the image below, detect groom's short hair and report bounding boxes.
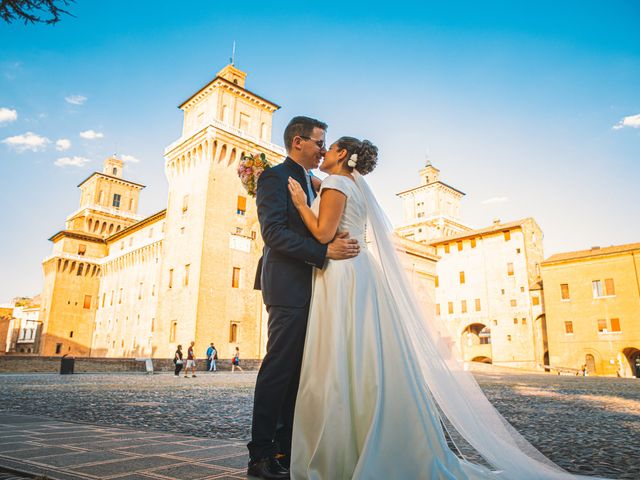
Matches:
[284,116,328,152]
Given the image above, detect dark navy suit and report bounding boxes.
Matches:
[248,157,327,462]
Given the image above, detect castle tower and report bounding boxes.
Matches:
[155,64,285,359]
[396,158,471,243]
[38,158,145,356]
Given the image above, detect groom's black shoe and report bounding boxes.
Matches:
[247,456,290,480]
[275,452,290,469]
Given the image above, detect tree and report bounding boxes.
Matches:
[0,0,74,25]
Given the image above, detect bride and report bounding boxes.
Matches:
[286,137,605,480]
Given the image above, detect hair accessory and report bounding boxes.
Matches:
[347,153,358,168]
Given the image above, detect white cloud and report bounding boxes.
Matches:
[613,113,640,130]
[1,131,50,152]
[80,129,104,139]
[55,138,71,151]
[481,196,509,205]
[121,154,140,163]
[55,156,91,167]
[65,95,87,106]
[0,107,18,124]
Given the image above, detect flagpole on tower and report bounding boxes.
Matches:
[230,41,236,65]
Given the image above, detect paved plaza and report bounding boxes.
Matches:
[0,370,638,479]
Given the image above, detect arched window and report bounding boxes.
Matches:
[112,167,118,176]
[261,122,267,140]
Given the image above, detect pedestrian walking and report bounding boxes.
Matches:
[174,345,184,376]
[185,341,197,378]
[232,346,243,372]
[208,343,218,372]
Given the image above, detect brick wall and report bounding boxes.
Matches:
[0,355,261,373]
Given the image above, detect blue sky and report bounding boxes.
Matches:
[1,1,639,302]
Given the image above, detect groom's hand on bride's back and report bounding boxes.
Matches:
[327,231,360,260]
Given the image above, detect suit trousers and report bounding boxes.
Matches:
[248,303,310,461]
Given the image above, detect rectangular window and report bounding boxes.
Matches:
[230,322,238,343]
[110,290,114,306]
[457,241,463,251]
[232,267,241,288]
[169,321,177,342]
[522,317,527,325]
[239,113,250,131]
[532,296,540,306]
[597,319,607,333]
[444,243,450,254]
[513,318,518,324]
[448,302,453,314]
[77,244,86,256]
[436,304,440,315]
[102,293,106,308]
[237,195,247,216]
[169,269,174,289]
[507,335,512,341]
[83,295,91,309]
[77,263,84,276]
[592,280,604,298]
[55,343,62,354]
[564,321,573,334]
[182,195,189,213]
[184,264,190,287]
[459,271,465,284]
[470,238,476,248]
[510,299,517,307]
[112,193,121,208]
[118,288,123,304]
[507,263,514,276]
[605,278,615,296]
[561,283,570,300]
[461,300,467,313]
[434,276,439,288]
[138,282,143,300]
[475,298,481,311]
[152,284,156,296]
[610,318,621,332]
[151,318,155,332]
[69,331,74,338]
[504,230,511,241]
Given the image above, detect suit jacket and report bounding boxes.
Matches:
[254,157,327,307]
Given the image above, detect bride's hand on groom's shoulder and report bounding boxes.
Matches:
[327,231,360,260]
[287,177,307,209]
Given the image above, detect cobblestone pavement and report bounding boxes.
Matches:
[0,370,638,479]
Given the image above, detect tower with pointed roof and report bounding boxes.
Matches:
[154,63,285,359]
[38,158,145,356]
[396,158,471,243]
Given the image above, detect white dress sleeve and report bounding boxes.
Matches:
[319,175,350,197]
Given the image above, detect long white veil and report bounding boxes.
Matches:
[352,171,605,480]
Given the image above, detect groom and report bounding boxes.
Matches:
[247,116,360,479]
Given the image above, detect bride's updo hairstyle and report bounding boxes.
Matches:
[336,137,378,176]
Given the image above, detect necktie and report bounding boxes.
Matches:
[304,172,314,206]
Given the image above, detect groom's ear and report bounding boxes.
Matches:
[291,135,304,152]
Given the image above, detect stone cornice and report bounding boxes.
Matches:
[77,172,146,189]
[106,209,167,243]
[396,181,465,197]
[179,76,280,112]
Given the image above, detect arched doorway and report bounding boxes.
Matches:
[622,347,640,378]
[471,356,492,364]
[585,353,596,374]
[460,323,491,363]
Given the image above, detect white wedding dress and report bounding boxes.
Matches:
[290,174,604,480]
